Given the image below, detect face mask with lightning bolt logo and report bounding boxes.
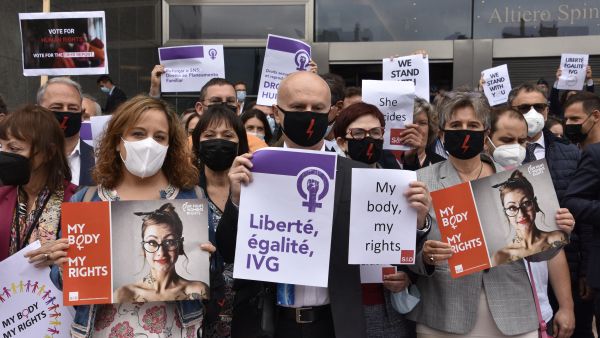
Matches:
[52,111,82,137]
[278,106,329,147]
[443,129,486,160]
[346,137,384,164]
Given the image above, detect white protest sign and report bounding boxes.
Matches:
[90,115,112,150]
[557,53,589,90]
[257,35,311,106]
[362,80,416,151]
[349,168,417,264]
[383,54,430,101]
[19,11,108,76]
[482,64,511,106]
[158,45,225,93]
[360,265,397,284]
[0,241,73,337]
[233,148,337,287]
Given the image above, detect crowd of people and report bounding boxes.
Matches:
[1,55,600,338]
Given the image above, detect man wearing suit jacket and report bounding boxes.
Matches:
[509,84,579,337]
[97,75,127,114]
[38,77,95,186]
[217,71,432,338]
[563,92,600,335]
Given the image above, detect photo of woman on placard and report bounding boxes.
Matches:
[492,170,568,265]
[113,202,208,302]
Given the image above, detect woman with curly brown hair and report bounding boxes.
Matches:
[48,95,212,338]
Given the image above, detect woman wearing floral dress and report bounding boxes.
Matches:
[48,95,212,337]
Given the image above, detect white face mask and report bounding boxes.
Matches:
[325,121,335,136]
[488,137,526,170]
[390,284,421,314]
[266,115,277,134]
[523,107,545,137]
[248,132,265,141]
[120,137,168,179]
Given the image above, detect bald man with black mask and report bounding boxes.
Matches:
[217,72,431,338]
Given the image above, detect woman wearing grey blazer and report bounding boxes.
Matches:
[408,91,541,337]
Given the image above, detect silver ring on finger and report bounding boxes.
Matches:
[428,254,435,263]
[43,253,50,261]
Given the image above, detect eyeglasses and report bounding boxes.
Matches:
[504,200,534,217]
[345,127,385,140]
[512,103,548,114]
[141,238,183,253]
[203,100,237,111]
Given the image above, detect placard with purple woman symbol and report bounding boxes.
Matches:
[233,148,336,287]
[256,34,311,106]
[158,45,225,92]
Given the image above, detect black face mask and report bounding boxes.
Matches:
[346,138,383,164]
[197,139,238,172]
[564,115,595,144]
[53,111,82,137]
[564,124,586,144]
[443,129,485,160]
[278,106,329,147]
[0,152,30,186]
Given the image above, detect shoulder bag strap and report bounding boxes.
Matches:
[82,186,98,202]
[527,260,552,338]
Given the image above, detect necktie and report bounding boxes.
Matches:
[525,142,537,163]
[277,283,294,305]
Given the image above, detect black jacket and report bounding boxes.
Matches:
[104,86,127,113]
[549,83,594,118]
[525,128,587,282]
[216,156,368,338]
[564,143,600,288]
[79,141,96,187]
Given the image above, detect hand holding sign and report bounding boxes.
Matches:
[422,240,453,266]
[24,238,69,268]
[149,64,165,96]
[404,181,431,229]
[383,54,430,101]
[481,64,511,106]
[383,271,411,293]
[362,80,416,151]
[228,153,255,205]
[397,124,424,150]
[557,53,589,90]
[555,208,575,234]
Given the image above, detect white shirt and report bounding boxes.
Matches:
[533,132,546,161]
[324,139,346,157]
[525,260,553,323]
[68,140,81,185]
[525,137,553,322]
[282,141,331,307]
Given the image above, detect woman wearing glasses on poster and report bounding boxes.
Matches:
[114,202,209,303]
[43,95,212,338]
[493,170,568,265]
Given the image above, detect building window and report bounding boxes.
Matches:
[315,0,472,42]
[474,0,600,39]
[166,2,307,42]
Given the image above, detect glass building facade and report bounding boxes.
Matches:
[1,0,600,112]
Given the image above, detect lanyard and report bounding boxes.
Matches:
[13,192,51,250]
